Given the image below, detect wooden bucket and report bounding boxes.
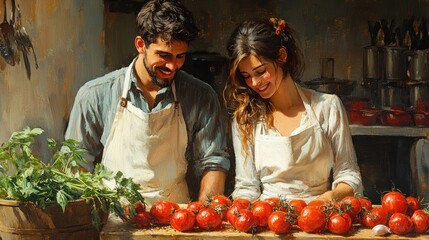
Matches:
[0,199,109,240]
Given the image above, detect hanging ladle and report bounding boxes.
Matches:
[14,1,38,79]
[0,0,18,66]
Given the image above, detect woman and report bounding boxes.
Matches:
[224,18,362,203]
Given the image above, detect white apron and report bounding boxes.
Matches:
[255,84,334,202]
[102,59,190,205]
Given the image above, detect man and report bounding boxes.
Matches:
[65,0,230,204]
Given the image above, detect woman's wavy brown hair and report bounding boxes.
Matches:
[224,18,305,157]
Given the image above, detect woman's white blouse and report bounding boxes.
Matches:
[231,88,363,201]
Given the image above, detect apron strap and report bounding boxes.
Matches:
[295,82,322,128]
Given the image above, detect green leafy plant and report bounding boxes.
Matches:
[0,127,144,229]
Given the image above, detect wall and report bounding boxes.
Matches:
[1,0,429,160]
[182,0,429,95]
[0,0,106,160]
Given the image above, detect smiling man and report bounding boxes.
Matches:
[65,0,230,205]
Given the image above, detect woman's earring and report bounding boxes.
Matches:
[279,47,287,63]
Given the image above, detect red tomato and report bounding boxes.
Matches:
[187,201,205,215]
[406,196,421,216]
[411,210,429,234]
[131,211,152,228]
[361,207,388,228]
[307,199,331,213]
[297,206,327,233]
[226,204,241,225]
[134,201,146,214]
[251,201,273,227]
[209,195,232,208]
[233,209,257,233]
[209,195,231,221]
[325,202,340,218]
[288,199,307,215]
[196,208,223,230]
[267,211,292,234]
[381,191,408,215]
[388,213,414,235]
[122,205,131,221]
[358,197,373,211]
[149,200,180,225]
[341,196,362,218]
[170,209,196,232]
[232,198,251,209]
[307,199,329,209]
[264,197,280,208]
[327,213,352,234]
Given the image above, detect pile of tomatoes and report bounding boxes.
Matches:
[122,191,429,236]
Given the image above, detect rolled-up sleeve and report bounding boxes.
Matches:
[231,119,261,201]
[190,88,230,178]
[326,95,363,193]
[65,85,104,172]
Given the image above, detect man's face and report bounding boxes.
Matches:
[142,38,189,88]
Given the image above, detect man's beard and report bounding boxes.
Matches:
[143,54,174,88]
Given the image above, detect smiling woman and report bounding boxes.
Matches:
[224,18,362,203]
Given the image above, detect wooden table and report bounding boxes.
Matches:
[100,215,429,240]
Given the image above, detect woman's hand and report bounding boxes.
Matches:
[316,183,354,202]
[316,190,336,202]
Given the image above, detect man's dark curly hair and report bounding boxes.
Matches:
[136,0,199,45]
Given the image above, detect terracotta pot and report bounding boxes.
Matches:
[345,101,371,111]
[0,199,109,240]
[348,109,381,125]
[413,110,429,127]
[380,108,412,126]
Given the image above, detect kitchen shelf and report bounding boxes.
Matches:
[350,124,429,137]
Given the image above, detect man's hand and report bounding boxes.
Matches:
[198,170,226,202]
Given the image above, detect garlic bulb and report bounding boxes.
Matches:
[372,224,390,236]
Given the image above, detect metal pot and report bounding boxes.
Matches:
[363,46,382,80]
[406,50,429,81]
[380,81,410,109]
[383,46,407,81]
[408,81,429,109]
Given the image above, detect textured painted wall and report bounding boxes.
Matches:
[0,0,106,160]
[1,0,429,160]
[182,0,429,96]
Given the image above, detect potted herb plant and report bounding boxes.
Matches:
[0,127,144,239]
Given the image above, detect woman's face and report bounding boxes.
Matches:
[238,55,283,99]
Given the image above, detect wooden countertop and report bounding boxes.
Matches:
[100,215,429,240]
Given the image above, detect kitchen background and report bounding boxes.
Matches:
[0,0,428,203]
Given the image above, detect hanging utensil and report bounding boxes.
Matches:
[0,0,18,66]
[395,27,402,47]
[368,20,375,46]
[404,30,412,50]
[14,1,38,79]
[419,18,428,50]
[381,19,390,45]
[375,21,385,47]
